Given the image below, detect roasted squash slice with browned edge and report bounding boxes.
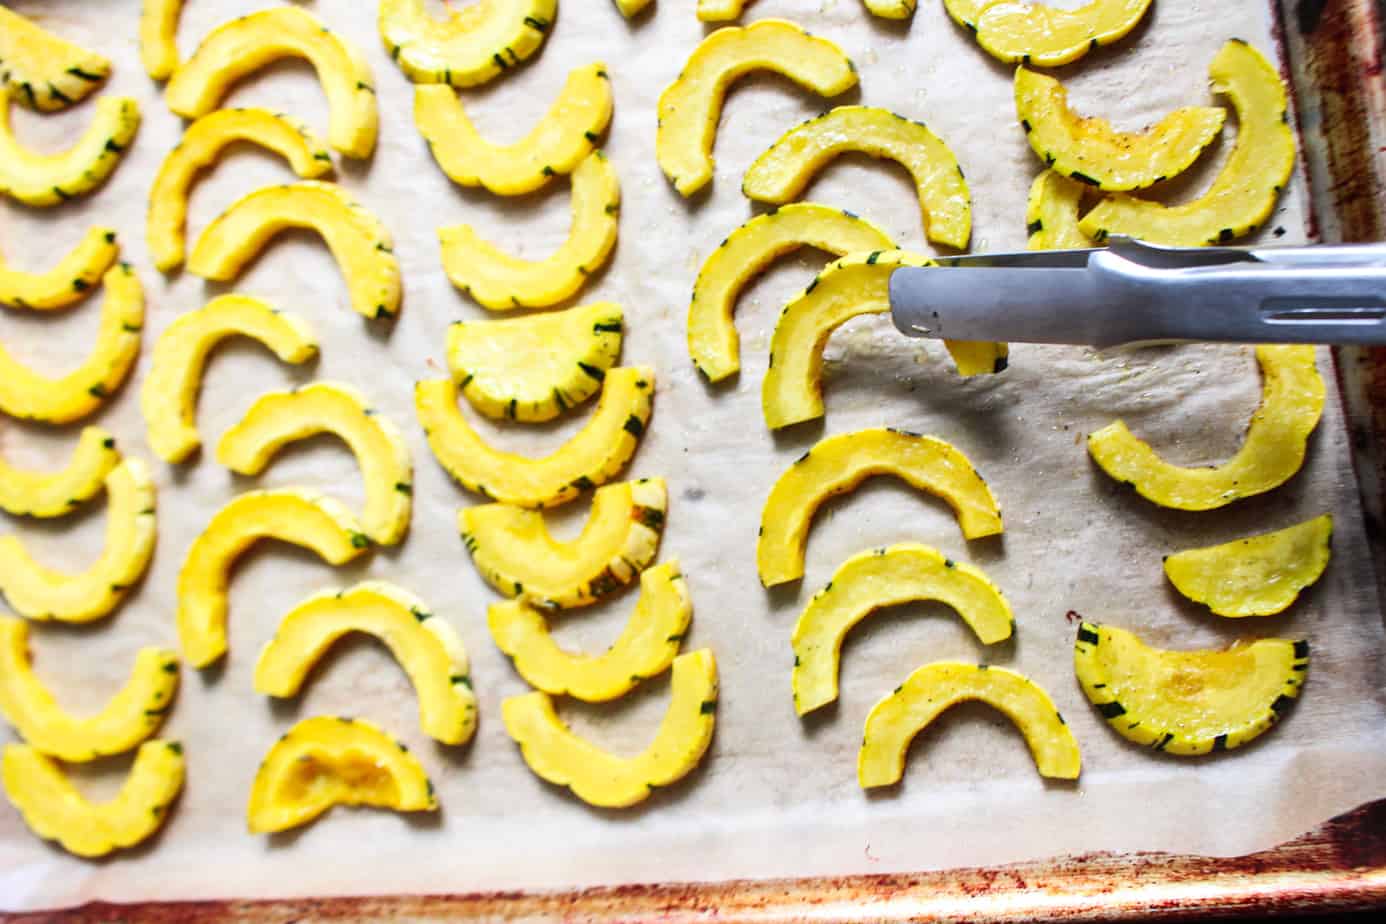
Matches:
[379,0,556,89]
[0,7,109,111]
[1164,515,1332,618]
[0,427,119,518]
[0,90,139,207]
[1,226,119,311]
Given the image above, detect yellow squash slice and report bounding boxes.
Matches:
[614,0,655,17]
[758,428,1003,587]
[0,225,118,311]
[1026,170,1091,250]
[166,6,378,159]
[1074,621,1308,755]
[177,490,370,669]
[1089,345,1324,510]
[656,19,858,197]
[255,583,476,746]
[502,648,717,808]
[247,715,436,834]
[416,366,654,508]
[1164,515,1333,618]
[792,544,1014,716]
[2,740,184,858]
[379,0,556,89]
[447,302,623,423]
[0,7,110,111]
[0,90,139,207]
[141,294,318,464]
[148,108,334,273]
[0,426,119,518]
[688,203,895,383]
[415,62,613,196]
[490,560,691,702]
[0,618,178,762]
[743,107,972,250]
[697,0,916,22]
[1080,40,1295,246]
[217,382,412,546]
[140,0,183,80]
[461,478,666,609]
[439,151,619,310]
[947,0,1151,67]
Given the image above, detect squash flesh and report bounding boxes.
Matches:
[1026,170,1091,250]
[0,426,119,518]
[1164,515,1332,618]
[378,0,557,89]
[950,0,1152,67]
[0,8,110,111]
[0,225,119,311]
[0,91,140,206]
[140,0,183,80]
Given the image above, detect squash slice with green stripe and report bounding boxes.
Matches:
[379,0,556,88]
[0,91,139,206]
[947,0,1151,67]
[1,226,119,311]
[0,7,110,111]
[0,427,119,518]
[1026,170,1091,250]
[1164,515,1333,618]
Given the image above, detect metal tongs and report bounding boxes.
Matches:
[889,237,1386,348]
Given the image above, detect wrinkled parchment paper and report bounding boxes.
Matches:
[3,0,1386,912]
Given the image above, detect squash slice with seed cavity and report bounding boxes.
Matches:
[0,618,178,762]
[178,491,370,668]
[255,583,476,745]
[416,62,613,196]
[0,8,110,111]
[140,0,184,80]
[503,648,717,808]
[0,426,119,518]
[793,544,1013,716]
[689,204,895,383]
[3,740,184,858]
[247,715,436,834]
[1026,170,1091,249]
[949,0,1152,67]
[416,366,654,508]
[657,20,858,197]
[1089,345,1324,510]
[447,302,623,423]
[860,662,1080,786]
[379,0,556,89]
[217,382,412,546]
[0,91,140,207]
[167,6,378,158]
[743,107,972,249]
[1165,514,1332,618]
[439,151,619,310]
[148,109,334,272]
[1,226,118,311]
[491,560,691,702]
[461,478,666,609]
[1080,41,1295,246]
[759,429,1002,587]
[1074,621,1308,754]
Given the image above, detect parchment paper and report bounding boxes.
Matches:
[3,0,1386,913]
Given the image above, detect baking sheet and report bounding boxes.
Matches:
[3,0,1386,913]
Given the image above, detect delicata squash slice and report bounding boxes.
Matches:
[698,0,917,21]
[140,0,184,80]
[255,583,477,745]
[1164,514,1333,618]
[613,0,654,18]
[0,90,140,207]
[0,7,110,111]
[502,648,717,808]
[1074,622,1308,755]
[1026,170,1091,250]
[946,0,1151,68]
[0,426,119,518]
[379,0,556,89]
[0,226,119,311]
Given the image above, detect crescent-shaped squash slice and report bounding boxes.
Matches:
[502,648,717,808]
[148,109,334,273]
[656,20,858,197]
[0,618,178,762]
[439,151,619,310]
[1074,622,1308,755]
[860,662,1080,786]
[490,560,691,702]
[140,0,184,80]
[141,294,318,464]
[0,8,110,111]
[177,490,370,669]
[416,62,613,196]
[743,107,972,250]
[447,302,623,423]
[0,426,119,518]
[948,0,1152,68]
[1080,40,1295,246]
[688,204,895,383]
[696,0,747,18]
[759,429,1003,588]
[416,366,654,508]
[0,226,118,311]
[1164,515,1332,618]
[247,715,436,834]
[792,544,1013,716]
[1089,345,1324,510]
[0,91,139,207]
[166,6,378,159]
[0,458,157,624]
[378,0,556,89]
[217,382,412,546]
[254,582,476,745]
[2,740,184,858]
[1026,170,1091,250]
[188,181,400,320]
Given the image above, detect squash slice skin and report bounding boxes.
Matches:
[758,428,1003,587]
[1074,622,1308,755]
[0,91,140,207]
[0,8,110,112]
[416,366,654,508]
[140,0,183,80]
[743,106,972,250]
[949,0,1152,67]
[1026,170,1091,250]
[2,740,185,858]
[0,426,120,518]
[460,478,666,609]
[379,0,557,89]
[792,544,1014,716]
[1164,515,1333,618]
[0,618,178,762]
[859,662,1081,786]
[255,583,477,745]
[1089,345,1325,510]
[656,20,858,197]
[502,648,718,808]
[0,226,119,311]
